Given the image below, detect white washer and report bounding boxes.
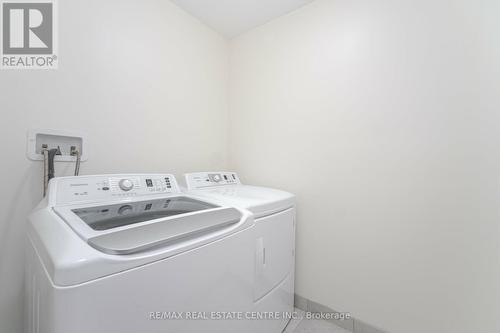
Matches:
[183,172,296,333]
[26,174,257,333]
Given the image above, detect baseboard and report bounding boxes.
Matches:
[294,294,389,333]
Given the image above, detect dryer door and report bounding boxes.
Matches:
[253,208,295,301]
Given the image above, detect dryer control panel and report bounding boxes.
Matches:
[185,172,241,190]
[52,174,180,206]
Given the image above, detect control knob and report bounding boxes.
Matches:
[119,179,134,191]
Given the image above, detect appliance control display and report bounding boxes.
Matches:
[185,172,241,190]
[54,174,181,206]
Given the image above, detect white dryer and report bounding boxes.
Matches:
[26,174,256,333]
[184,172,296,333]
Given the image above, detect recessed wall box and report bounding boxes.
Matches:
[27,129,87,162]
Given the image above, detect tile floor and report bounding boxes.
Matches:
[284,309,351,333]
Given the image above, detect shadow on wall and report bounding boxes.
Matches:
[0,163,42,332]
[0,164,40,254]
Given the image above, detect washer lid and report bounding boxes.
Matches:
[189,185,295,218]
[87,207,242,255]
[55,196,242,254]
[71,196,218,231]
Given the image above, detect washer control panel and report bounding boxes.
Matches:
[185,172,241,190]
[53,174,180,206]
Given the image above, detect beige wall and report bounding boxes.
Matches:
[229,0,500,332]
[0,1,229,332]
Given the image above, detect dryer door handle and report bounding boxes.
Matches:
[256,237,266,272]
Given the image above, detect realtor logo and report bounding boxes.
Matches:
[1,0,57,69]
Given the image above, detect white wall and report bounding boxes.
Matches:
[0,1,229,332]
[2,1,500,333]
[229,0,500,332]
